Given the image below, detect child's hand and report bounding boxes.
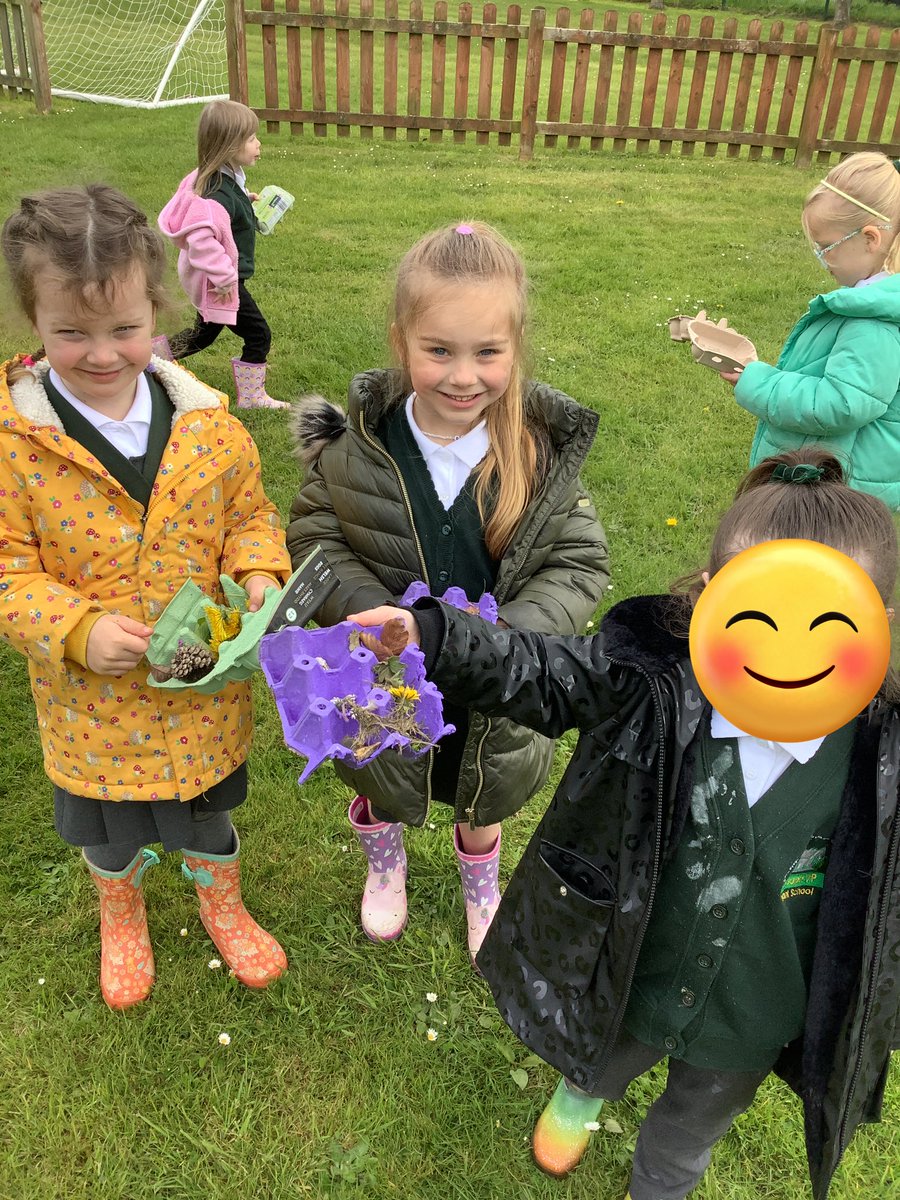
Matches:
[86,614,153,676]
[243,574,280,613]
[347,605,421,645]
[719,370,742,386]
[212,283,235,299]
[249,192,260,203]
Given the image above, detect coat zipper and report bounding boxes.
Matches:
[357,409,434,816]
[465,415,594,825]
[836,791,900,1158]
[591,663,667,1082]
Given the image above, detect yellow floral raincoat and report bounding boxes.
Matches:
[0,357,289,802]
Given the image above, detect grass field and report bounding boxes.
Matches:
[0,90,898,1200]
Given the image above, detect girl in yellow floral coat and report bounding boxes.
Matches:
[0,185,291,1009]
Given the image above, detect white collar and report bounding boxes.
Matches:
[222,163,248,192]
[855,271,889,288]
[405,393,489,468]
[710,709,824,764]
[49,368,151,430]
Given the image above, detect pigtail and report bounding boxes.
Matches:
[1,185,167,323]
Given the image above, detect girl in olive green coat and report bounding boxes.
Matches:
[287,222,609,967]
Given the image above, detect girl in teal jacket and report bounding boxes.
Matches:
[727,152,900,510]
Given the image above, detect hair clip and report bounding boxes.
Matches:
[772,463,824,484]
[21,355,35,367]
[455,224,475,235]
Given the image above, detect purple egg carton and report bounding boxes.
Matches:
[258,621,454,783]
[399,581,498,623]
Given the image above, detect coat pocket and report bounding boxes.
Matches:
[512,840,616,997]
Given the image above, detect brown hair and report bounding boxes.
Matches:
[804,151,900,273]
[671,448,899,699]
[1,184,167,384]
[194,99,259,198]
[390,221,537,558]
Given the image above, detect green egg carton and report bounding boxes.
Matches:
[253,185,295,235]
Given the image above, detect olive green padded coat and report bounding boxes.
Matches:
[286,369,610,827]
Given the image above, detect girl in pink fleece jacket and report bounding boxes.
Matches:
[158,100,287,409]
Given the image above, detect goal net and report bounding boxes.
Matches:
[42,0,229,108]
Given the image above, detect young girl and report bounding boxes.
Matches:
[158,99,288,409]
[287,221,609,966]
[724,151,900,508]
[349,447,899,1200]
[0,184,291,1010]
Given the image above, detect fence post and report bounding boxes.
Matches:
[795,22,838,167]
[518,6,545,161]
[225,0,249,105]
[24,0,51,112]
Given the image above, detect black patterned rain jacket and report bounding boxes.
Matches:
[420,593,900,1200]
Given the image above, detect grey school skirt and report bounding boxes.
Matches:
[54,765,247,853]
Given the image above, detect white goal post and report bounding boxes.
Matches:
[41,0,229,108]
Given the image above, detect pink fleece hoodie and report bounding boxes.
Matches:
[158,170,240,325]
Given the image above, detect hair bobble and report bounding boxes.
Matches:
[455,224,475,235]
[772,463,824,484]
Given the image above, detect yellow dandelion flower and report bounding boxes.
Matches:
[666,517,678,527]
[205,605,242,657]
[388,685,420,702]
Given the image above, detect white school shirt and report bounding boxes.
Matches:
[222,164,249,196]
[855,271,888,288]
[50,368,152,459]
[405,393,490,510]
[710,709,825,807]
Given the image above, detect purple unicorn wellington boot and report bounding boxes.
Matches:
[348,795,408,942]
[454,825,502,968]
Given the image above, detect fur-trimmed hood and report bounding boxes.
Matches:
[2,355,225,434]
[289,368,599,469]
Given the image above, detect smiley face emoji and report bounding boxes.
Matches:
[689,539,890,740]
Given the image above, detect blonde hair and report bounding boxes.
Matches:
[390,221,538,558]
[194,100,259,198]
[804,152,900,274]
[1,184,167,384]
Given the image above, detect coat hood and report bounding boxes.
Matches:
[815,272,900,323]
[289,368,599,467]
[2,356,226,434]
[158,170,228,242]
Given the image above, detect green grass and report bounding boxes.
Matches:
[0,97,898,1199]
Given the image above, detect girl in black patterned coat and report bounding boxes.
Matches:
[350,447,899,1200]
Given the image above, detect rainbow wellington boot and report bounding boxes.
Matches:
[532,1075,605,1177]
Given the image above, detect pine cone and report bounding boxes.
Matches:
[169,640,216,682]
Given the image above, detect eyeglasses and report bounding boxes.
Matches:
[812,224,891,267]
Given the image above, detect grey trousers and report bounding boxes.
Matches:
[83,810,235,872]
[585,1028,772,1200]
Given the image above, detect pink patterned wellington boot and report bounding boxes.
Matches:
[84,847,159,1010]
[454,825,502,969]
[348,795,408,942]
[150,334,174,360]
[231,358,289,409]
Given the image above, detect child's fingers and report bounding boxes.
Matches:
[113,614,154,639]
[347,605,405,627]
[347,606,420,643]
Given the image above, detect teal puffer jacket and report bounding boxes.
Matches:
[286,369,610,827]
[734,274,900,509]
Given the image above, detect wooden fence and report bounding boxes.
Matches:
[228,0,900,164]
[0,0,50,111]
